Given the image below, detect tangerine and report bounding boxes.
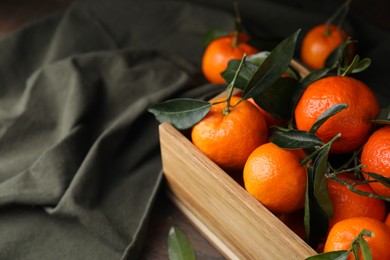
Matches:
[191,96,268,171]
[324,217,390,260]
[243,142,307,214]
[202,33,259,84]
[360,125,390,197]
[327,174,386,230]
[294,76,380,154]
[301,24,351,70]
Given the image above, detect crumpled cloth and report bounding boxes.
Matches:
[0,0,388,259]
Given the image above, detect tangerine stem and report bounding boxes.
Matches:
[334,147,362,172]
[232,1,242,48]
[224,53,247,114]
[326,164,364,178]
[300,133,341,166]
[327,176,390,202]
[232,31,239,48]
[325,0,351,29]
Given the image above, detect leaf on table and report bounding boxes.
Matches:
[167,226,196,260]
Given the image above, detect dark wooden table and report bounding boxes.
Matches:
[1,1,388,259]
[139,183,225,259]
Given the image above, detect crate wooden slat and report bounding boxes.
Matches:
[159,122,317,259]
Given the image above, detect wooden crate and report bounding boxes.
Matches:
[159,61,316,259]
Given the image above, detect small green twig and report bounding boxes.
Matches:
[232,1,242,48]
[327,176,390,202]
[326,164,365,178]
[223,53,247,114]
[301,133,341,166]
[325,0,352,28]
[334,147,363,172]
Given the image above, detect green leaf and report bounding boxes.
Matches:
[222,50,300,92]
[351,244,359,260]
[270,127,323,149]
[246,51,271,65]
[305,250,349,260]
[300,67,333,88]
[341,55,360,76]
[148,98,211,130]
[358,234,373,260]
[325,42,346,69]
[222,59,258,90]
[202,29,229,47]
[325,37,354,70]
[304,166,329,247]
[309,103,348,134]
[247,51,300,80]
[304,167,314,243]
[351,58,371,74]
[167,226,196,260]
[372,105,390,124]
[341,55,371,76]
[313,145,333,219]
[242,29,301,100]
[252,77,300,120]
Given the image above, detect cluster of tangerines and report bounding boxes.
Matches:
[198,31,390,260]
[149,5,390,260]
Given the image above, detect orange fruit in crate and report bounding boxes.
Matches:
[361,125,390,197]
[324,217,390,260]
[191,96,268,171]
[243,142,307,214]
[301,24,351,70]
[327,174,386,230]
[202,33,259,84]
[294,76,380,154]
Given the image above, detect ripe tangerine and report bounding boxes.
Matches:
[361,125,390,197]
[202,33,259,84]
[191,96,268,171]
[243,142,307,214]
[301,24,352,70]
[294,76,379,154]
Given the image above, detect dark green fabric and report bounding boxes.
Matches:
[0,0,388,259]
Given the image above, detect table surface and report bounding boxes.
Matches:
[1,1,389,259]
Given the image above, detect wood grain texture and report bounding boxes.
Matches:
[159,122,317,259]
